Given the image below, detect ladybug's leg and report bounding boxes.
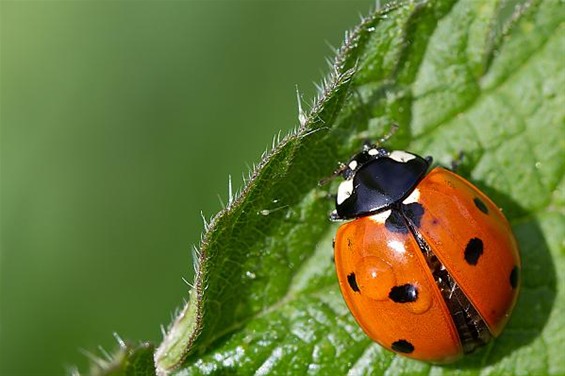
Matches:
[329,209,344,221]
[449,151,465,172]
[431,151,465,172]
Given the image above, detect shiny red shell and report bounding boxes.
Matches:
[334,167,520,362]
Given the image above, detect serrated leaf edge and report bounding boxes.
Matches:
[152,2,407,374]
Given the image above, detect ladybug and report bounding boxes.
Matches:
[331,144,521,363]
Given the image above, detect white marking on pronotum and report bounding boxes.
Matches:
[389,150,416,163]
[348,160,358,170]
[388,239,406,254]
[368,148,379,156]
[336,179,354,205]
[402,188,421,204]
[368,209,392,224]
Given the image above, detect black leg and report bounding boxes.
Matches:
[450,151,465,172]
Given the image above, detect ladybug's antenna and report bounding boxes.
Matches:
[377,123,399,145]
[319,124,400,186]
[361,123,399,150]
[319,162,348,186]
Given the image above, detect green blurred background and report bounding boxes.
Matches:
[0,1,374,374]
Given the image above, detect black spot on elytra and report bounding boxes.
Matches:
[464,238,484,265]
[385,210,408,234]
[510,266,520,289]
[474,197,489,214]
[402,202,425,228]
[347,273,360,292]
[389,284,418,303]
[391,339,414,353]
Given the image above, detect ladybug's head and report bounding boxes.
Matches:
[331,147,431,221]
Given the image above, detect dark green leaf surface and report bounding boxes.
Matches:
[152,0,564,375]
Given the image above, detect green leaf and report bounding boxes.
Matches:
[97,0,565,374]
